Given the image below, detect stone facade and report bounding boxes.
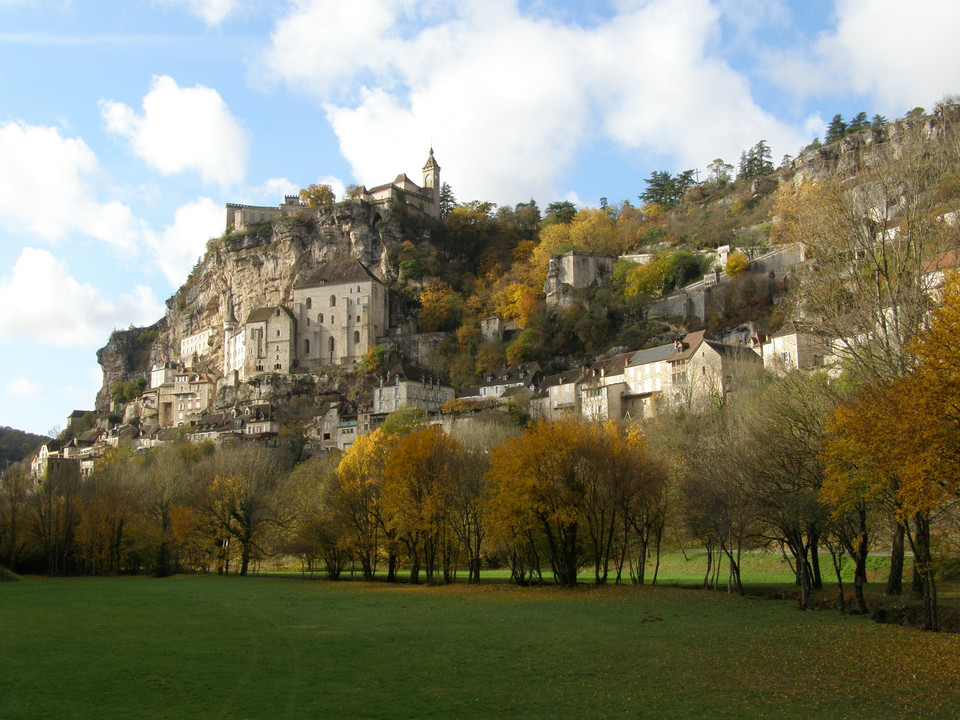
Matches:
[243,306,296,378]
[293,258,388,369]
[372,364,455,415]
[544,251,615,307]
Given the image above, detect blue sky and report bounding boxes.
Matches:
[1,0,958,436]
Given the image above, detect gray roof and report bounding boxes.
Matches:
[295,258,381,289]
[245,306,295,324]
[628,343,676,366]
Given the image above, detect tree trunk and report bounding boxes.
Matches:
[886,522,904,595]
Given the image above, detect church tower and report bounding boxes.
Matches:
[422,148,440,217]
[223,289,238,384]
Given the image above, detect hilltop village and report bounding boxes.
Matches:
[30,108,960,480]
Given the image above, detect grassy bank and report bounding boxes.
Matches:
[3,575,960,719]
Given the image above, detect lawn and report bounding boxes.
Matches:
[3,574,960,719]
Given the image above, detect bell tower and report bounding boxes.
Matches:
[422,147,440,218]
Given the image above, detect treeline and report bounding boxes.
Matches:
[0,427,49,466]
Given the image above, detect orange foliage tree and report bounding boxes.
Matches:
[486,419,666,587]
[381,426,465,584]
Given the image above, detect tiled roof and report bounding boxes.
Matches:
[628,343,676,366]
[245,306,296,324]
[478,362,542,388]
[295,257,381,288]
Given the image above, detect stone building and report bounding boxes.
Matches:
[372,364,455,415]
[223,148,441,231]
[356,148,441,220]
[544,251,615,307]
[243,307,296,378]
[293,258,388,368]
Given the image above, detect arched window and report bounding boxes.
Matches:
[329,337,335,356]
[318,313,323,324]
[306,297,312,309]
[330,295,336,307]
[353,330,360,343]
[304,339,310,355]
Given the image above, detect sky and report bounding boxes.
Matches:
[1,0,958,436]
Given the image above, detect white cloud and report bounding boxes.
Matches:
[258,177,300,201]
[158,0,239,26]
[261,0,807,205]
[0,121,140,251]
[0,248,163,348]
[764,0,960,116]
[143,197,225,286]
[100,75,249,187]
[5,376,46,401]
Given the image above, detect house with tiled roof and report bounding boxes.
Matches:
[293,257,388,369]
[372,364,455,416]
[620,343,678,420]
[531,368,585,420]
[667,330,762,409]
[762,320,834,375]
[579,353,632,422]
[459,362,543,401]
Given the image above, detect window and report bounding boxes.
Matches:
[354,330,360,343]
[329,337,335,355]
[781,351,791,363]
[356,315,361,323]
[318,313,323,324]
[330,295,336,307]
[331,315,335,324]
[306,317,311,327]
[276,329,281,337]
[304,339,310,355]
[357,285,361,293]
[306,297,312,309]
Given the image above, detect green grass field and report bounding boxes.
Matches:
[3,570,960,719]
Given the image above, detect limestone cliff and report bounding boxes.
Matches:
[96,201,422,413]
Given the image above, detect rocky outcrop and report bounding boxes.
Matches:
[789,104,960,184]
[95,321,163,414]
[96,200,424,411]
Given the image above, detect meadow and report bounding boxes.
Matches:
[4,556,960,720]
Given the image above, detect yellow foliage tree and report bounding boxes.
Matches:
[381,426,465,584]
[418,281,463,332]
[724,251,749,277]
[331,429,399,581]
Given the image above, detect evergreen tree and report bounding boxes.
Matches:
[825,114,847,143]
[439,182,456,219]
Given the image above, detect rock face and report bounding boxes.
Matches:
[789,105,960,184]
[96,201,421,411]
[95,322,163,414]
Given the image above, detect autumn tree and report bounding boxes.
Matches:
[774,121,960,384]
[299,183,335,208]
[75,447,135,575]
[742,374,837,609]
[382,426,465,584]
[487,419,663,588]
[197,444,292,576]
[418,281,464,332]
[0,463,32,571]
[30,458,81,575]
[724,251,749,277]
[282,452,348,578]
[330,429,398,580]
[826,273,960,629]
[448,412,521,583]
